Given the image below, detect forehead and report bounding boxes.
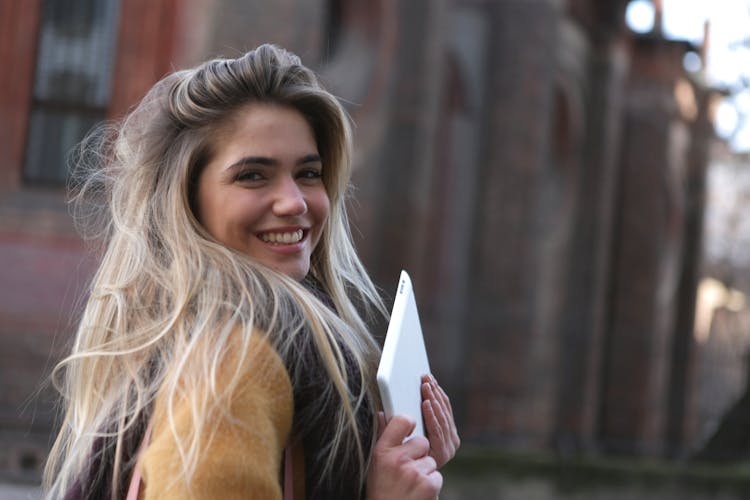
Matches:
[213,103,317,154]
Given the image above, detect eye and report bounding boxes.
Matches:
[234,170,265,182]
[297,167,323,180]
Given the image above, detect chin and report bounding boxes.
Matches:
[276,264,309,282]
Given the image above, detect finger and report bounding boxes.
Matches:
[412,455,438,476]
[400,434,431,459]
[421,376,437,408]
[432,470,444,491]
[424,378,449,434]
[424,470,444,497]
[422,399,445,446]
[425,375,460,452]
[421,379,432,403]
[432,377,453,414]
[426,382,451,435]
[377,415,416,448]
[430,376,453,419]
[423,400,449,466]
[430,377,460,444]
[422,381,448,437]
[422,380,440,411]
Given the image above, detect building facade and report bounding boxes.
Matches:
[0,0,716,482]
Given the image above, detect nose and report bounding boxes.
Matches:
[272,177,307,216]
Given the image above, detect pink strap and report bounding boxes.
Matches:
[126,421,153,500]
[125,422,295,500]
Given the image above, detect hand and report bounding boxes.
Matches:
[421,374,460,468]
[366,414,443,500]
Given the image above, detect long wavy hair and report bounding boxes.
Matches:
[44,44,385,499]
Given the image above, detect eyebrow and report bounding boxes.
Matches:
[226,154,322,170]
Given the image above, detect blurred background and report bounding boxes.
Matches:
[2,0,750,498]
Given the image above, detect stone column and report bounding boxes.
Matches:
[665,84,712,457]
[462,0,560,445]
[598,36,692,455]
[554,31,629,454]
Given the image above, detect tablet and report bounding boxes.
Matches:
[376,270,431,439]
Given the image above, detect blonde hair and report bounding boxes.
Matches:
[44,44,385,499]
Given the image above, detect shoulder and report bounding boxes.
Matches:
[220,329,295,428]
[222,328,294,399]
[156,326,294,432]
[139,328,294,498]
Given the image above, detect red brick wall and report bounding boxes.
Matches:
[0,0,184,480]
[0,0,42,190]
[109,0,183,118]
[0,0,715,482]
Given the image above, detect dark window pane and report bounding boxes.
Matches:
[25,109,100,185]
[24,0,120,185]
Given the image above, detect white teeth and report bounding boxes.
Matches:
[260,229,303,244]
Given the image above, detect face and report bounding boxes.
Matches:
[195,103,330,281]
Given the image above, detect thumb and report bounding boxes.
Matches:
[378,415,416,448]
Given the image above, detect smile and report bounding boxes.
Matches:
[259,229,304,245]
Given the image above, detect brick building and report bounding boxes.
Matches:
[0,0,717,483]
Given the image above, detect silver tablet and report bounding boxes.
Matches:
[376,270,431,439]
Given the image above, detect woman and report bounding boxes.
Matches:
[45,44,459,500]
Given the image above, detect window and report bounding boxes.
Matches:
[23,0,120,185]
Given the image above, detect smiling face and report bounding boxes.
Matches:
[195,103,330,281]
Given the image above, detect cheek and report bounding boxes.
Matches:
[195,177,258,244]
[309,190,330,246]
[313,191,331,226]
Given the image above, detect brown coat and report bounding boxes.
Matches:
[138,332,296,499]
